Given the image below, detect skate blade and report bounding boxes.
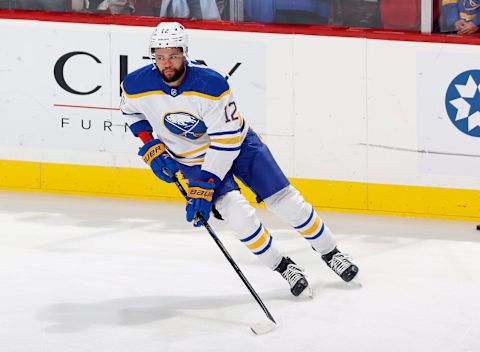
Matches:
[347,274,362,288]
[300,285,314,299]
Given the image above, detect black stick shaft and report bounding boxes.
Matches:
[163,168,276,324]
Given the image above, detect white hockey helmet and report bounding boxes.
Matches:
[149,22,188,57]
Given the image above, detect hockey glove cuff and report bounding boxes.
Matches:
[138,139,179,183]
[186,179,216,227]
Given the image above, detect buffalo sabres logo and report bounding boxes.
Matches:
[163,111,207,140]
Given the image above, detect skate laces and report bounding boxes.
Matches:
[329,252,352,275]
[281,264,305,288]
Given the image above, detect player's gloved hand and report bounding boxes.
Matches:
[186,179,216,227]
[138,139,179,183]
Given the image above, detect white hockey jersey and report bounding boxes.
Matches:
[120,61,248,181]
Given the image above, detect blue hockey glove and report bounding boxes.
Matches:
[186,179,216,227]
[138,139,179,183]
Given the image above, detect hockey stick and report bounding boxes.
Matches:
[162,167,276,335]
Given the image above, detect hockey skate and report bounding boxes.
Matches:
[275,257,313,298]
[321,247,359,283]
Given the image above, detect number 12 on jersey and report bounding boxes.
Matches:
[224,101,239,123]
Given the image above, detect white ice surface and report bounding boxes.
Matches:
[0,191,479,352]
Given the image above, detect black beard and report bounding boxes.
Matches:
[160,65,185,83]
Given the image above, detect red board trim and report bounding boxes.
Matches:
[1,9,480,45]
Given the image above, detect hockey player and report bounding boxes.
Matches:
[442,0,480,34]
[120,22,359,297]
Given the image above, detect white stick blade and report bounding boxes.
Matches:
[250,319,276,335]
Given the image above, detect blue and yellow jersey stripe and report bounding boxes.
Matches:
[123,88,231,101]
[208,118,247,152]
[182,89,231,101]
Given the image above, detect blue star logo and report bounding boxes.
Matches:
[445,70,480,138]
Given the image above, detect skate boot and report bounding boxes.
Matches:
[322,247,359,282]
[275,257,312,297]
